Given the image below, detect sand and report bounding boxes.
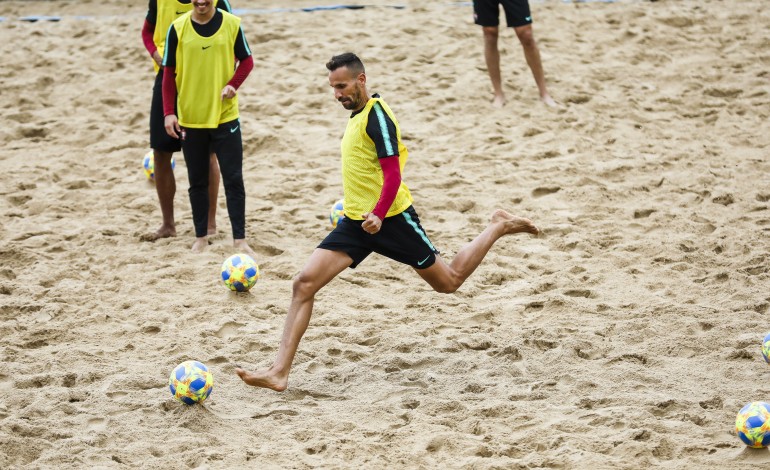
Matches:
[1,0,769,468]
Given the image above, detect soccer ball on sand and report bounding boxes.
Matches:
[169,360,213,405]
[142,150,175,181]
[221,253,260,292]
[735,401,770,448]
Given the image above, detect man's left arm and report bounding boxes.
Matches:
[362,102,401,233]
[222,26,253,100]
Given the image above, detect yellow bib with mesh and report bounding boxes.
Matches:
[340,98,413,220]
[172,11,240,128]
[152,0,193,73]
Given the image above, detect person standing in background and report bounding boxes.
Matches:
[140,0,232,242]
[473,0,557,108]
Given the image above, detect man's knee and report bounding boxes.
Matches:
[430,273,461,294]
[482,26,499,41]
[292,271,318,299]
[515,26,535,47]
[434,283,459,295]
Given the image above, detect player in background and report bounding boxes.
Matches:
[140,0,232,241]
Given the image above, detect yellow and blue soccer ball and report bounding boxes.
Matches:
[221,253,259,292]
[762,332,770,364]
[169,360,213,405]
[735,401,770,448]
[329,199,345,228]
[142,150,175,181]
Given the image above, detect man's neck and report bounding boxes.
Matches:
[192,9,215,25]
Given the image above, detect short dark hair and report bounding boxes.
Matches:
[326,52,365,74]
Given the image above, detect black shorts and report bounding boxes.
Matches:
[149,68,182,153]
[473,0,532,28]
[318,206,440,270]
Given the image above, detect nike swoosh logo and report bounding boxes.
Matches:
[525,16,532,22]
[230,126,239,133]
[417,255,431,266]
[176,11,185,14]
[202,46,211,50]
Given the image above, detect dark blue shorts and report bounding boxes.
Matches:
[318,206,440,269]
[473,0,532,28]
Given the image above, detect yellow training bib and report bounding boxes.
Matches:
[172,11,241,128]
[340,97,413,220]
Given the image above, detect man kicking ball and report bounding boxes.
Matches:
[236,53,539,391]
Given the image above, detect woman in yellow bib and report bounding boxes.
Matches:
[162,0,255,255]
[236,53,541,392]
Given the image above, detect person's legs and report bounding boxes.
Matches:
[482,26,506,108]
[143,67,182,241]
[207,153,220,236]
[513,24,556,107]
[236,249,354,391]
[181,128,212,252]
[212,120,255,257]
[416,210,539,293]
[151,150,176,239]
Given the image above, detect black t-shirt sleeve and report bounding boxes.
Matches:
[161,25,178,67]
[217,0,233,13]
[146,0,157,24]
[365,102,400,158]
[234,26,251,61]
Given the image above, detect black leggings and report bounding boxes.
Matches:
[181,119,246,239]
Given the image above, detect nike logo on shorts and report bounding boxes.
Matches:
[417,255,431,266]
[230,126,239,133]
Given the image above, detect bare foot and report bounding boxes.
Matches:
[492,94,506,108]
[191,236,208,252]
[540,94,559,108]
[491,209,540,236]
[236,367,288,392]
[140,224,176,242]
[233,239,257,259]
[207,224,217,236]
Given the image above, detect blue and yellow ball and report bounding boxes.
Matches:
[169,360,213,405]
[329,199,345,228]
[221,253,260,292]
[142,150,175,181]
[762,332,770,364]
[736,401,770,448]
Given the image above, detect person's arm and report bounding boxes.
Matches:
[142,21,162,65]
[142,0,161,64]
[360,102,402,234]
[161,25,181,138]
[222,26,253,99]
[367,102,401,220]
[372,156,402,221]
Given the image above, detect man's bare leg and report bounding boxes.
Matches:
[482,26,506,108]
[141,150,176,241]
[417,210,539,293]
[207,153,220,236]
[236,249,353,391]
[514,24,557,108]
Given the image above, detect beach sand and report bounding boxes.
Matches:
[1,0,769,467]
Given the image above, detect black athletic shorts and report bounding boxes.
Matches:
[473,0,532,28]
[149,67,182,153]
[318,205,440,270]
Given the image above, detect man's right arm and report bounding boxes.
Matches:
[142,0,160,63]
[161,25,179,116]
